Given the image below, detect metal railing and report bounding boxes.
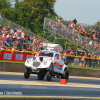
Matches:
[0,17,44,41]
[43,17,98,54]
[64,56,100,68]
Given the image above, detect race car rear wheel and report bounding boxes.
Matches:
[24,68,30,79]
[46,71,52,81]
[61,70,69,80]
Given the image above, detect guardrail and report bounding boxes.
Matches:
[0,49,36,62]
[0,49,100,68]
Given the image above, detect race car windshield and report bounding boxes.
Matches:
[38,52,53,57]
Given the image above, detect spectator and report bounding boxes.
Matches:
[0,25,2,30]
[6,26,10,34]
[28,35,31,43]
[69,23,73,30]
[2,34,10,46]
[57,18,61,24]
[81,25,87,35]
[87,53,91,67]
[81,57,84,66]
[0,35,3,46]
[10,28,14,34]
[2,26,7,31]
[67,45,71,52]
[89,27,95,35]
[21,31,25,38]
[96,22,99,32]
[66,23,69,28]
[12,46,17,50]
[23,38,28,50]
[95,54,99,68]
[61,22,65,29]
[6,34,11,45]
[73,18,77,29]
[83,53,87,67]
[88,40,93,45]
[7,45,12,50]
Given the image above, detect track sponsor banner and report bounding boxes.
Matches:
[74,57,80,65]
[0,50,36,62]
[3,53,12,60]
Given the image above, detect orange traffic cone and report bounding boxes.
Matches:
[60,79,67,84]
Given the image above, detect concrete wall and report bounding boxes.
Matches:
[68,67,100,78]
[0,62,25,72]
[0,62,100,78]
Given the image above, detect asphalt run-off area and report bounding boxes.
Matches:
[0,71,100,99]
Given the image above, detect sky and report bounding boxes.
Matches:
[54,0,100,25]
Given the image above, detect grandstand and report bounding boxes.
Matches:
[0,16,99,55]
[43,17,99,55]
[0,17,43,40]
[0,17,45,51]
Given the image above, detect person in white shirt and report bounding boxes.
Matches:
[21,31,25,38]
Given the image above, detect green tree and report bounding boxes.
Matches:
[0,0,57,36]
[14,0,57,36]
[0,0,10,11]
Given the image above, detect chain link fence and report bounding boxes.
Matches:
[64,56,100,68]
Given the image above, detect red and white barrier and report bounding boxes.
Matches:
[0,50,36,62]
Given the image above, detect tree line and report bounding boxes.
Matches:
[0,0,57,37]
[0,0,99,50]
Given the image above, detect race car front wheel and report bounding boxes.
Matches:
[61,70,69,80]
[24,68,30,79]
[46,71,52,81]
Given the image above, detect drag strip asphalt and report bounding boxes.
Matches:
[0,71,100,98]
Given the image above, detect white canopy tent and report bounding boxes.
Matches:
[42,42,63,51]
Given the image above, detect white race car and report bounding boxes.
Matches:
[24,50,69,81]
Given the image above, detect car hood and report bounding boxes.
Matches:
[35,56,53,61]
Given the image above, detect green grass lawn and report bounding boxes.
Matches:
[0,60,100,70]
[68,65,100,70]
[0,60,25,63]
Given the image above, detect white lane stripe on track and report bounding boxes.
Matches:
[0,79,100,88]
[0,96,100,99]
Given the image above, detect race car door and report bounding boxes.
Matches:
[54,53,64,73]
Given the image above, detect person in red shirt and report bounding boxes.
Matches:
[38,39,41,44]
[7,45,12,50]
[3,34,10,46]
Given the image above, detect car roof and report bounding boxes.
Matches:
[40,50,60,54]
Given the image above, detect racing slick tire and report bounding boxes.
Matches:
[24,68,30,79]
[38,74,45,80]
[61,70,69,80]
[46,71,52,81]
[38,69,45,80]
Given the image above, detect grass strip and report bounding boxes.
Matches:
[0,60,24,63]
[68,65,100,70]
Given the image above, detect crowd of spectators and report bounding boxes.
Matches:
[48,18,100,54]
[0,19,100,68]
[0,25,44,52]
[47,18,100,68]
